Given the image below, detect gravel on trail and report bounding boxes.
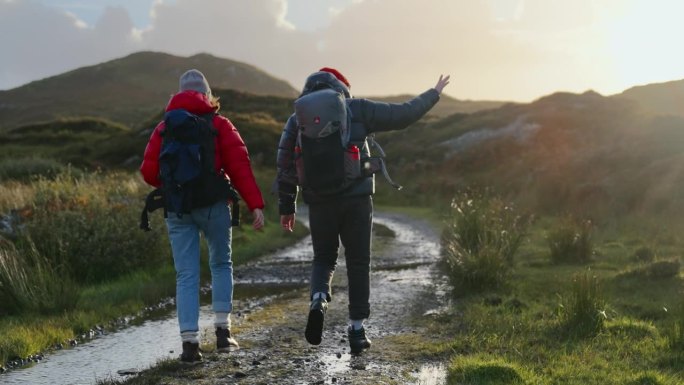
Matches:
[119,211,452,385]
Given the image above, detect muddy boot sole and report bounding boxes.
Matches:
[216,343,239,353]
[179,359,203,366]
[305,308,324,345]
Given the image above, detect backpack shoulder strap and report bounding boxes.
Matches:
[203,113,241,226]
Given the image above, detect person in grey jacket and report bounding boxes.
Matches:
[277,67,450,353]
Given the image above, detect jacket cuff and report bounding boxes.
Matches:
[279,202,296,215]
[278,182,297,215]
[424,88,441,105]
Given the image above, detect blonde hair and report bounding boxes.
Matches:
[209,94,221,110]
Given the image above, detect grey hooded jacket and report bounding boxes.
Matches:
[277,71,440,214]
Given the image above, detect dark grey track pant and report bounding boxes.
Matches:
[308,195,373,320]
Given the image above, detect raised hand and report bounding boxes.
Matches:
[434,74,451,94]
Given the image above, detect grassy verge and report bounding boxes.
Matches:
[0,219,307,365]
[0,168,308,366]
[402,203,684,385]
[375,204,445,229]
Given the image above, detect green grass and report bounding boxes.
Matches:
[441,191,530,294]
[411,213,684,385]
[0,320,74,362]
[0,224,304,360]
[547,216,594,264]
[0,167,308,365]
[375,204,446,229]
[0,157,69,182]
[447,355,537,385]
[0,218,307,364]
[96,358,186,385]
[558,270,606,337]
[0,242,79,315]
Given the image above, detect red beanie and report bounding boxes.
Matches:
[319,67,351,88]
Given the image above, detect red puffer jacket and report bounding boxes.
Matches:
[140,90,265,211]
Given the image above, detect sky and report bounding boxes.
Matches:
[1,0,684,102]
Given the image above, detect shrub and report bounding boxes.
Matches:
[441,191,530,294]
[559,271,606,337]
[0,157,68,182]
[646,258,680,279]
[666,321,684,351]
[621,258,682,280]
[16,172,168,283]
[665,301,684,351]
[633,246,656,263]
[628,373,669,385]
[547,215,593,264]
[0,241,78,315]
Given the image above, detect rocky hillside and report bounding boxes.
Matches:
[614,78,684,118]
[376,90,684,218]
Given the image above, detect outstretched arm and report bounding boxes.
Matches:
[358,74,451,133]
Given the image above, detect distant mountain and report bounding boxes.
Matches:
[614,78,684,118]
[376,89,684,218]
[365,94,505,119]
[0,51,298,130]
[6,60,684,220]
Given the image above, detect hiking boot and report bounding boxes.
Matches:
[305,297,328,345]
[348,326,371,354]
[216,327,240,353]
[179,341,202,365]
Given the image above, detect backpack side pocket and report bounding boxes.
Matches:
[344,145,361,180]
[294,145,306,186]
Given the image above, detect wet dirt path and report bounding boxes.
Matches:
[153,211,450,385]
[1,210,449,385]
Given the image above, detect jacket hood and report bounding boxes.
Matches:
[301,71,351,98]
[165,90,217,114]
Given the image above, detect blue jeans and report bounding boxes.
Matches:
[165,201,233,333]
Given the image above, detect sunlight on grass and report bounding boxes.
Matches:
[441,191,530,294]
[412,211,684,384]
[447,355,536,385]
[0,169,310,367]
[0,320,73,363]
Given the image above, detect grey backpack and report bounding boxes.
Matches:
[294,88,403,194]
[293,88,360,195]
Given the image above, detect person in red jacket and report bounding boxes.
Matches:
[140,69,265,364]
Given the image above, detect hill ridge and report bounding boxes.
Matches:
[0,51,298,130]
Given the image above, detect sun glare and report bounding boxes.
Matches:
[600,1,684,90]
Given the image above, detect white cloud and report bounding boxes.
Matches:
[316,0,547,98]
[0,1,139,89]
[140,0,314,85]
[1,0,684,101]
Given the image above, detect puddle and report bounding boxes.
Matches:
[0,230,316,385]
[1,210,447,385]
[320,352,380,377]
[411,363,448,385]
[0,288,297,385]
